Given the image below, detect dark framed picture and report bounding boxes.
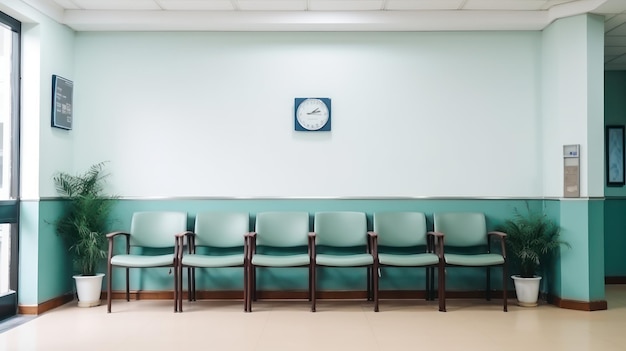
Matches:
[606,125,625,186]
[51,75,73,130]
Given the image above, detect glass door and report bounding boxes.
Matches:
[0,11,20,321]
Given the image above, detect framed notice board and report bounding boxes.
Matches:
[51,75,73,130]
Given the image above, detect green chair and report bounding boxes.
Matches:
[246,211,312,312]
[175,212,249,312]
[312,211,377,312]
[373,212,445,312]
[433,212,507,312]
[106,211,187,313]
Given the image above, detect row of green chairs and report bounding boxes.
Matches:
[106,211,507,313]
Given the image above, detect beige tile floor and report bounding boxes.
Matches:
[1,285,625,351]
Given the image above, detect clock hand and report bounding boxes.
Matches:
[307,108,320,115]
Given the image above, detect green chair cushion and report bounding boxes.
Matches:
[110,254,175,268]
[445,253,504,266]
[378,253,439,267]
[252,253,310,267]
[182,253,244,268]
[315,253,373,267]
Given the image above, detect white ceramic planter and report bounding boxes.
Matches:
[73,273,104,308]
[511,275,542,307]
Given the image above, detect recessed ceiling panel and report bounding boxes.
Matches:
[385,0,464,10]
[464,0,548,11]
[309,0,384,11]
[51,0,81,9]
[607,22,626,36]
[158,0,235,10]
[605,36,626,47]
[605,46,626,56]
[72,0,161,10]
[238,0,307,11]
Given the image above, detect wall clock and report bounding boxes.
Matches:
[294,98,331,131]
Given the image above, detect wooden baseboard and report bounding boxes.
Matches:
[18,293,75,315]
[103,289,513,301]
[605,276,626,284]
[547,294,608,311]
[24,290,607,314]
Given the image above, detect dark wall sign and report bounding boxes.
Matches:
[51,75,73,130]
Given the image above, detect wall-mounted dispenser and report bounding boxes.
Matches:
[563,144,580,198]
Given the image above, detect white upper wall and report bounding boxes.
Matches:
[65,31,543,198]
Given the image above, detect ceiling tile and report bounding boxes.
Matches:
[51,0,81,9]
[238,0,307,11]
[609,54,626,64]
[605,46,626,56]
[385,0,464,10]
[464,0,548,11]
[72,0,161,10]
[605,36,626,46]
[605,14,626,33]
[607,22,626,36]
[308,0,384,11]
[158,0,235,10]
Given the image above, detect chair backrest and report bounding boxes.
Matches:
[255,212,309,247]
[194,211,249,248]
[433,212,487,247]
[129,211,188,248]
[314,211,367,247]
[373,212,427,247]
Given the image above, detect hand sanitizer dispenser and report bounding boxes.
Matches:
[563,145,580,198]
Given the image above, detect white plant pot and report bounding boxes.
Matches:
[511,275,542,307]
[73,273,104,308]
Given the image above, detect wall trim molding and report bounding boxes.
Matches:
[20,290,610,314]
[605,276,626,284]
[547,295,608,311]
[37,196,602,201]
[18,293,74,315]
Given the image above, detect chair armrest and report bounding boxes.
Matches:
[308,232,316,258]
[175,231,194,258]
[488,231,507,258]
[246,232,257,261]
[106,231,130,257]
[106,231,129,239]
[427,231,445,257]
[367,231,378,258]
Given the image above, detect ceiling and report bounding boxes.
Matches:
[12,0,626,69]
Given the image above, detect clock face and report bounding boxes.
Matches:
[295,98,331,131]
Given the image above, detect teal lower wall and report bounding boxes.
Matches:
[20,197,613,305]
[604,198,626,277]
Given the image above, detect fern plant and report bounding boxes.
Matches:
[500,206,570,278]
[54,162,115,276]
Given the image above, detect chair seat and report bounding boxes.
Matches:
[182,253,244,268]
[252,254,310,267]
[316,253,373,267]
[378,253,439,267]
[445,253,504,266]
[110,254,175,268]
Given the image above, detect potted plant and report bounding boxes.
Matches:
[54,162,115,307]
[500,206,570,307]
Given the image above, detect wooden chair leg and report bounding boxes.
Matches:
[107,263,112,313]
[311,265,316,312]
[243,264,248,312]
[125,267,130,302]
[367,267,372,301]
[174,263,178,312]
[190,267,195,301]
[438,262,446,312]
[502,263,508,312]
[373,263,379,312]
